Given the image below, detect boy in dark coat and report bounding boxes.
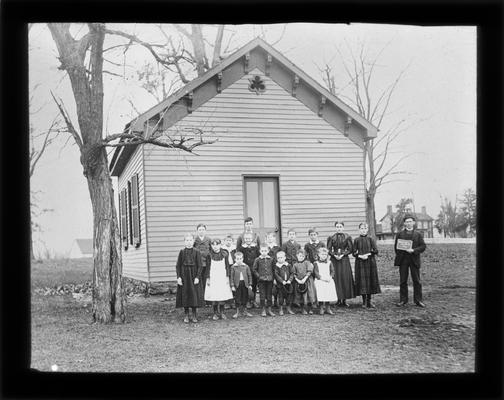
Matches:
[281,229,301,266]
[237,232,260,308]
[266,231,281,307]
[193,224,211,292]
[229,252,254,318]
[273,251,295,315]
[253,245,276,317]
[236,217,261,248]
[304,227,325,263]
[394,215,427,307]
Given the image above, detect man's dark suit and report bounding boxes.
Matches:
[394,229,426,303]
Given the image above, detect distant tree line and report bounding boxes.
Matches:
[435,188,476,238]
[388,187,476,238]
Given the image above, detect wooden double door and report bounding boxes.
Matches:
[243,177,281,245]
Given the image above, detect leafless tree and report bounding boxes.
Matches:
[320,42,416,238]
[29,83,65,260]
[47,23,216,323]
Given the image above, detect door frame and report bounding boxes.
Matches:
[242,174,282,244]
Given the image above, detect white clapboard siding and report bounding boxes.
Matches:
[118,146,148,281]
[144,68,366,282]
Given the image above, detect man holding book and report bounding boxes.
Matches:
[394,214,427,307]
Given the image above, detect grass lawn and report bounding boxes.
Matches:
[31,244,476,373]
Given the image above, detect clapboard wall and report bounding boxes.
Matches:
[142,68,366,282]
[118,145,149,281]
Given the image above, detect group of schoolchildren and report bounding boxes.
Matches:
[175,217,382,323]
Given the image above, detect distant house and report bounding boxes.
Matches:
[377,205,434,240]
[69,239,93,259]
[110,38,378,283]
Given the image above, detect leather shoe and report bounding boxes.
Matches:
[415,301,426,308]
[396,301,407,307]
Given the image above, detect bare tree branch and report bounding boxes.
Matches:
[104,28,192,70]
[173,24,192,39]
[50,91,83,149]
[270,24,288,46]
[29,117,61,177]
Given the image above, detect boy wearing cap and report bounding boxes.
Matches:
[394,215,427,307]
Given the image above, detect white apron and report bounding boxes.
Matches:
[204,258,233,301]
[314,261,338,302]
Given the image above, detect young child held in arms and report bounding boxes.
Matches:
[252,244,276,317]
[273,251,295,315]
[175,233,204,323]
[205,239,234,320]
[229,252,253,318]
[313,247,338,315]
[292,248,317,314]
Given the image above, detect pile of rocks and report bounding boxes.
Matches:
[33,278,178,297]
[33,281,93,296]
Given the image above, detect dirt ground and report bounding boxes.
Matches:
[31,243,476,373]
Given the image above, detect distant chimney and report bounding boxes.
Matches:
[387,205,392,214]
[421,206,426,215]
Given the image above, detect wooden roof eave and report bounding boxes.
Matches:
[109,37,379,175]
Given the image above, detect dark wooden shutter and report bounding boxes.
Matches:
[120,189,128,250]
[127,181,133,245]
[131,173,141,247]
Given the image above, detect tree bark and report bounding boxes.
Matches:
[190,24,207,76]
[87,147,125,323]
[365,141,377,238]
[48,23,125,323]
[366,190,377,239]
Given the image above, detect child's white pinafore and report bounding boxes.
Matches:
[204,258,233,301]
[314,261,338,302]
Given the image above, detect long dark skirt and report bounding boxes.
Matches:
[354,257,381,295]
[332,256,355,299]
[175,264,204,308]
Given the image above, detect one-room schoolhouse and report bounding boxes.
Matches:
[110,38,378,283]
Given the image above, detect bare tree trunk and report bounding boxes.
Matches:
[212,25,224,67]
[87,147,125,323]
[365,141,377,238]
[48,23,126,323]
[191,24,207,76]
[366,190,377,238]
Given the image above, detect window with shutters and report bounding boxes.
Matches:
[127,181,133,245]
[120,189,128,250]
[131,173,141,247]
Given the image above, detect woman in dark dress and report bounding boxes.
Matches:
[352,223,381,308]
[326,221,355,307]
[176,233,204,323]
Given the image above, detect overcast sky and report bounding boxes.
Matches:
[29,23,476,256]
